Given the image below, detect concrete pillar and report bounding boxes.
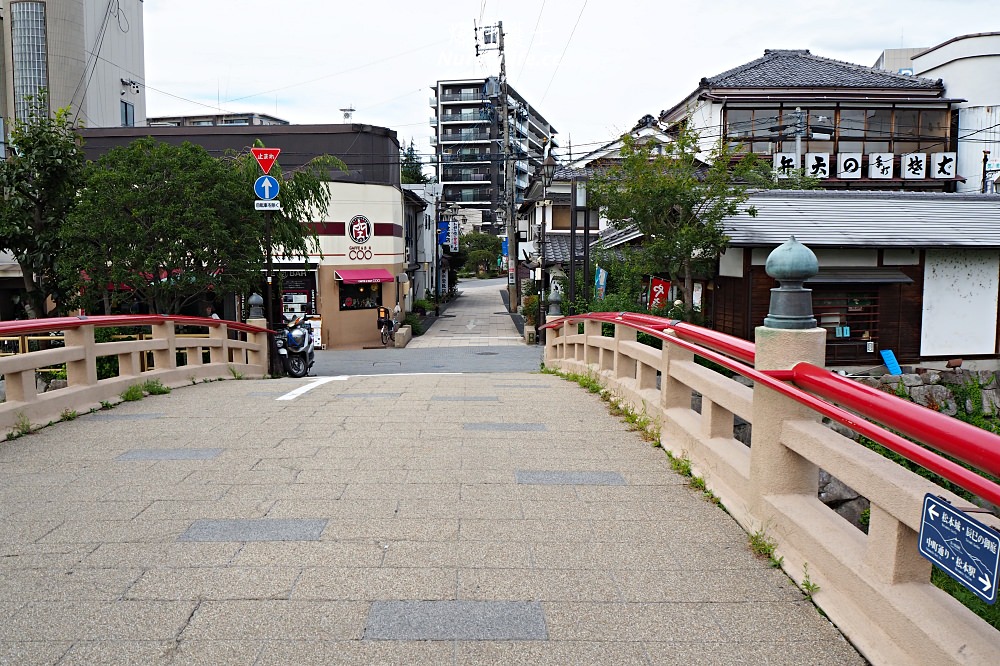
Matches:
[64,325,97,387]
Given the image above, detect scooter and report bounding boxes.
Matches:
[275,313,315,378]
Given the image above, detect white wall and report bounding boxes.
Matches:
[81,0,146,127]
[316,182,404,266]
[921,249,1000,356]
[719,248,744,277]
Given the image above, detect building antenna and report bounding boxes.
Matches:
[340,105,356,123]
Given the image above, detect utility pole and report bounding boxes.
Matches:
[477,20,517,310]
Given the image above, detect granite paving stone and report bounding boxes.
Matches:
[178,519,328,542]
[364,600,546,641]
[181,600,368,641]
[292,566,458,601]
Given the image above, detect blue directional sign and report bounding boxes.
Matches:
[918,494,999,604]
[254,175,279,200]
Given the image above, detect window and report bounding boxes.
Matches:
[814,289,880,363]
[10,1,48,122]
[120,100,135,127]
[339,282,382,311]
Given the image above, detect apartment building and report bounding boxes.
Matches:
[430,77,556,233]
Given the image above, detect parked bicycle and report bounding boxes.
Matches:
[377,305,400,346]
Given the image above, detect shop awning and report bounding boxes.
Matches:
[334,269,395,284]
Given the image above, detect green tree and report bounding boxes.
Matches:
[60,137,343,315]
[456,231,501,275]
[587,128,760,317]
[0,92,85,318]
[400,140,428,184]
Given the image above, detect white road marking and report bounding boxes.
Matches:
[276,376,347,400]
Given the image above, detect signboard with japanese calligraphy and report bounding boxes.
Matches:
[838,153,862,179]
[868,153,894,179]
[918,494,999,604]
[648,277,671,311]
[773,153,799,178]
[805,153,830,178]
[931,152,957,179]
[448,218,460,252]
[902,153,927,179]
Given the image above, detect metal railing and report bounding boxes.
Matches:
[543,311,1000,664]
[1,315,270,433]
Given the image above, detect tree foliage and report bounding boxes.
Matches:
[60,137,343,315]
[0,92,85,317]
[455,231,501,275]
[400,140,428,184]
[586,128,760,315]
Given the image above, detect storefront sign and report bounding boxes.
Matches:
[649,277,671,310]
[348,215,373,244]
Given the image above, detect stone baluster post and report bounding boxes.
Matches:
[750,237,826,512]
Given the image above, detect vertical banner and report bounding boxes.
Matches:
[594,267,608,301]
[649,277,671,311]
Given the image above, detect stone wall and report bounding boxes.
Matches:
[853,368,1000,416]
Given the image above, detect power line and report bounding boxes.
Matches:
[516,1,546,82]
[540,0,588,104]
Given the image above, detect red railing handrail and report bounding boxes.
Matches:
[0,315,273,337]
[774,362,1000,479]
[545,312,1000,506]
[543,311,756,365]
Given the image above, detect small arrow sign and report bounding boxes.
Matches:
[980,573,993,593]
[928,504,939,521]
[254,175,279,200]
[466,319,477,330]
[251,147,281,174]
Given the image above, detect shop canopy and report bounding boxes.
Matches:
[334,269,395,284]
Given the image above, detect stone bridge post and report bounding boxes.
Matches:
[750,237,827,516]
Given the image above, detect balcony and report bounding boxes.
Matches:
[430,117,437,127]
[441,111,491,123]
[430,136,437,146]
[442,170,490,183]
[440,93,485,103]
[445,188,493,203]
[442,153,491,164]
[440,132,490,143]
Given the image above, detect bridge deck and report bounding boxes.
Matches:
[0,279,866,664]
[0,368,862,664]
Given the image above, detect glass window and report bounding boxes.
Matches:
[867,109,892,139]
[726,109,752,138]
[10,2,48,122]
[339,282,383,311]
[895,109,919,138]
[808,110,835,138]
[120,100,135,127]
[752,109,780,136]
[920,110,948,137]
[839,110,865,137]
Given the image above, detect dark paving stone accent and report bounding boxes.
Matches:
[178,519,327,542]
[116,448,223,461]
[87,412,165,421]
[339,393,402,399]
[431,396,499,402]
[464,423,546,432]
[515,470,627,486]
[365,600,547,641]
[475,352,499,356]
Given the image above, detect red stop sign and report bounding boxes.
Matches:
[251,147,281,174]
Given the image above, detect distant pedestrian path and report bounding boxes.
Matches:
[0,366,863,664]
[407,277,525,348]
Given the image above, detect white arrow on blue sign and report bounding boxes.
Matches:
[918,493,999,604]
[254,175,279,200]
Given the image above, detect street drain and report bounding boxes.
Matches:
[475,352,499,355]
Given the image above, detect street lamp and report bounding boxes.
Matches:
[536,155,557,344]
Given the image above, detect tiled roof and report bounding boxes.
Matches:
[544,233,600,264]
[703,49,943,90]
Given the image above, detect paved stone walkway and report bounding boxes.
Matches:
[0,370,864,664]
[407,277,525,348]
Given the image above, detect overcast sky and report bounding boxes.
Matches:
[143,0,996,161]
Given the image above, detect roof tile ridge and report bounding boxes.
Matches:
[702,50,784,86]
[799,51,941,86]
